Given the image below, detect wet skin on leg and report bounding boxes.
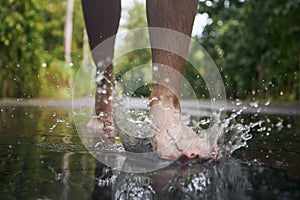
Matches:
[146,0,213,159]
[81,0,121,137]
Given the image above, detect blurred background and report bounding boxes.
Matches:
[0,0,299,101]
[0,2,300,198]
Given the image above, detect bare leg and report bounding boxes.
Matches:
[146,0,212,159]
[82,0,121,137]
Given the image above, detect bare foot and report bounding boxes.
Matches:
[150,103,215,160]
[87,74,116,138]
[86,115,116,138]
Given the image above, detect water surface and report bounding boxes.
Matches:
[0,100,299,199]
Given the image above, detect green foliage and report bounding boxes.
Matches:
[1,0,299,101]
[199,0,300,101]
[39,60,73,99]
[0,0,46,97]
[0,0,84,98]
[42,0,84,67]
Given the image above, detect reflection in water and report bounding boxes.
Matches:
[0,105,300,199]
[61,152,72,200]
[92,158,299,200]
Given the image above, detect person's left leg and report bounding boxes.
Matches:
[146,0,212,159]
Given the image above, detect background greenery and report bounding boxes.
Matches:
[0,0,299,101]
[198,0,300,101]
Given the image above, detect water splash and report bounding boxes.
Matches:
[112,97,252,159]
[48,113,72,133]
[74,95,290,172]
[112,97,282,160]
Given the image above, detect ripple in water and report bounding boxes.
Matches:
[72,96,293,172]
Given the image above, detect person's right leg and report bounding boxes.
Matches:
[81,0,121,137]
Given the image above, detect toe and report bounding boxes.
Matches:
[185,152,197,159]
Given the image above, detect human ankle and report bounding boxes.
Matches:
[149,92,180,111]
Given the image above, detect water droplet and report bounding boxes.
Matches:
[56,173,62,181]
[95,142,101,148]
[97,61,104,67]
[57,118,65,123]
[235,99,242,106]
[249,101,258,108]
[275,119,283,130]
[95,74,104,83]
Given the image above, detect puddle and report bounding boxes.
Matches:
[0,101,299,199]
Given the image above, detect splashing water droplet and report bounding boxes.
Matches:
[95,73,104,84]
[103,99,109,104]
[249,101,259,108]
[57,118,65,123]
[275,118,283,131]
[97,61,104,67]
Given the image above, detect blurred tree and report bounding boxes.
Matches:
[42,0,84,68]
[1,0,299,101]
[38,0,86,99]
[64,0,75,64]
[199,0,300,101]
[0,0,46,97]
[0,0,84,98]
